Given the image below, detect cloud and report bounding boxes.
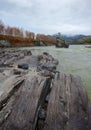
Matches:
[0,0,91,35]
[4,0,33,8]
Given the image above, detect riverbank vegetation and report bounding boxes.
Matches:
[0,20,56,47]
[0,19,91,47]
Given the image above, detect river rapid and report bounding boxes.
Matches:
[22,45,91,99]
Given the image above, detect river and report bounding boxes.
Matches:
[22,45,91,99]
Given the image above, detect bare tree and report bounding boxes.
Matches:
[0,20,5,34]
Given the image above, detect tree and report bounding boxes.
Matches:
[58,32,61,39]
[25,31,34,39]
[0,20,5,34]
[5,26,12,36]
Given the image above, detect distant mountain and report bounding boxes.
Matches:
[52,34,85,40]
[51,34,91,44]
[61,34,85,40]
[76,35,91,44]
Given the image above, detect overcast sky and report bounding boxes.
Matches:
[0,0,91,35]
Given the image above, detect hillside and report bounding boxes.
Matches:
[52,34,91,44]
[76,35,91,44]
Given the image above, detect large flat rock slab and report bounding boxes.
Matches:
[0,72,50,130]
[43,73,91,130]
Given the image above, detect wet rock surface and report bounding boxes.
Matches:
[0,49,91,130]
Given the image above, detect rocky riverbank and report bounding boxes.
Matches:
[0,49,91,130]
[0,49,35,87]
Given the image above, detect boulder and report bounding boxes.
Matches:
[18,63,29,70]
